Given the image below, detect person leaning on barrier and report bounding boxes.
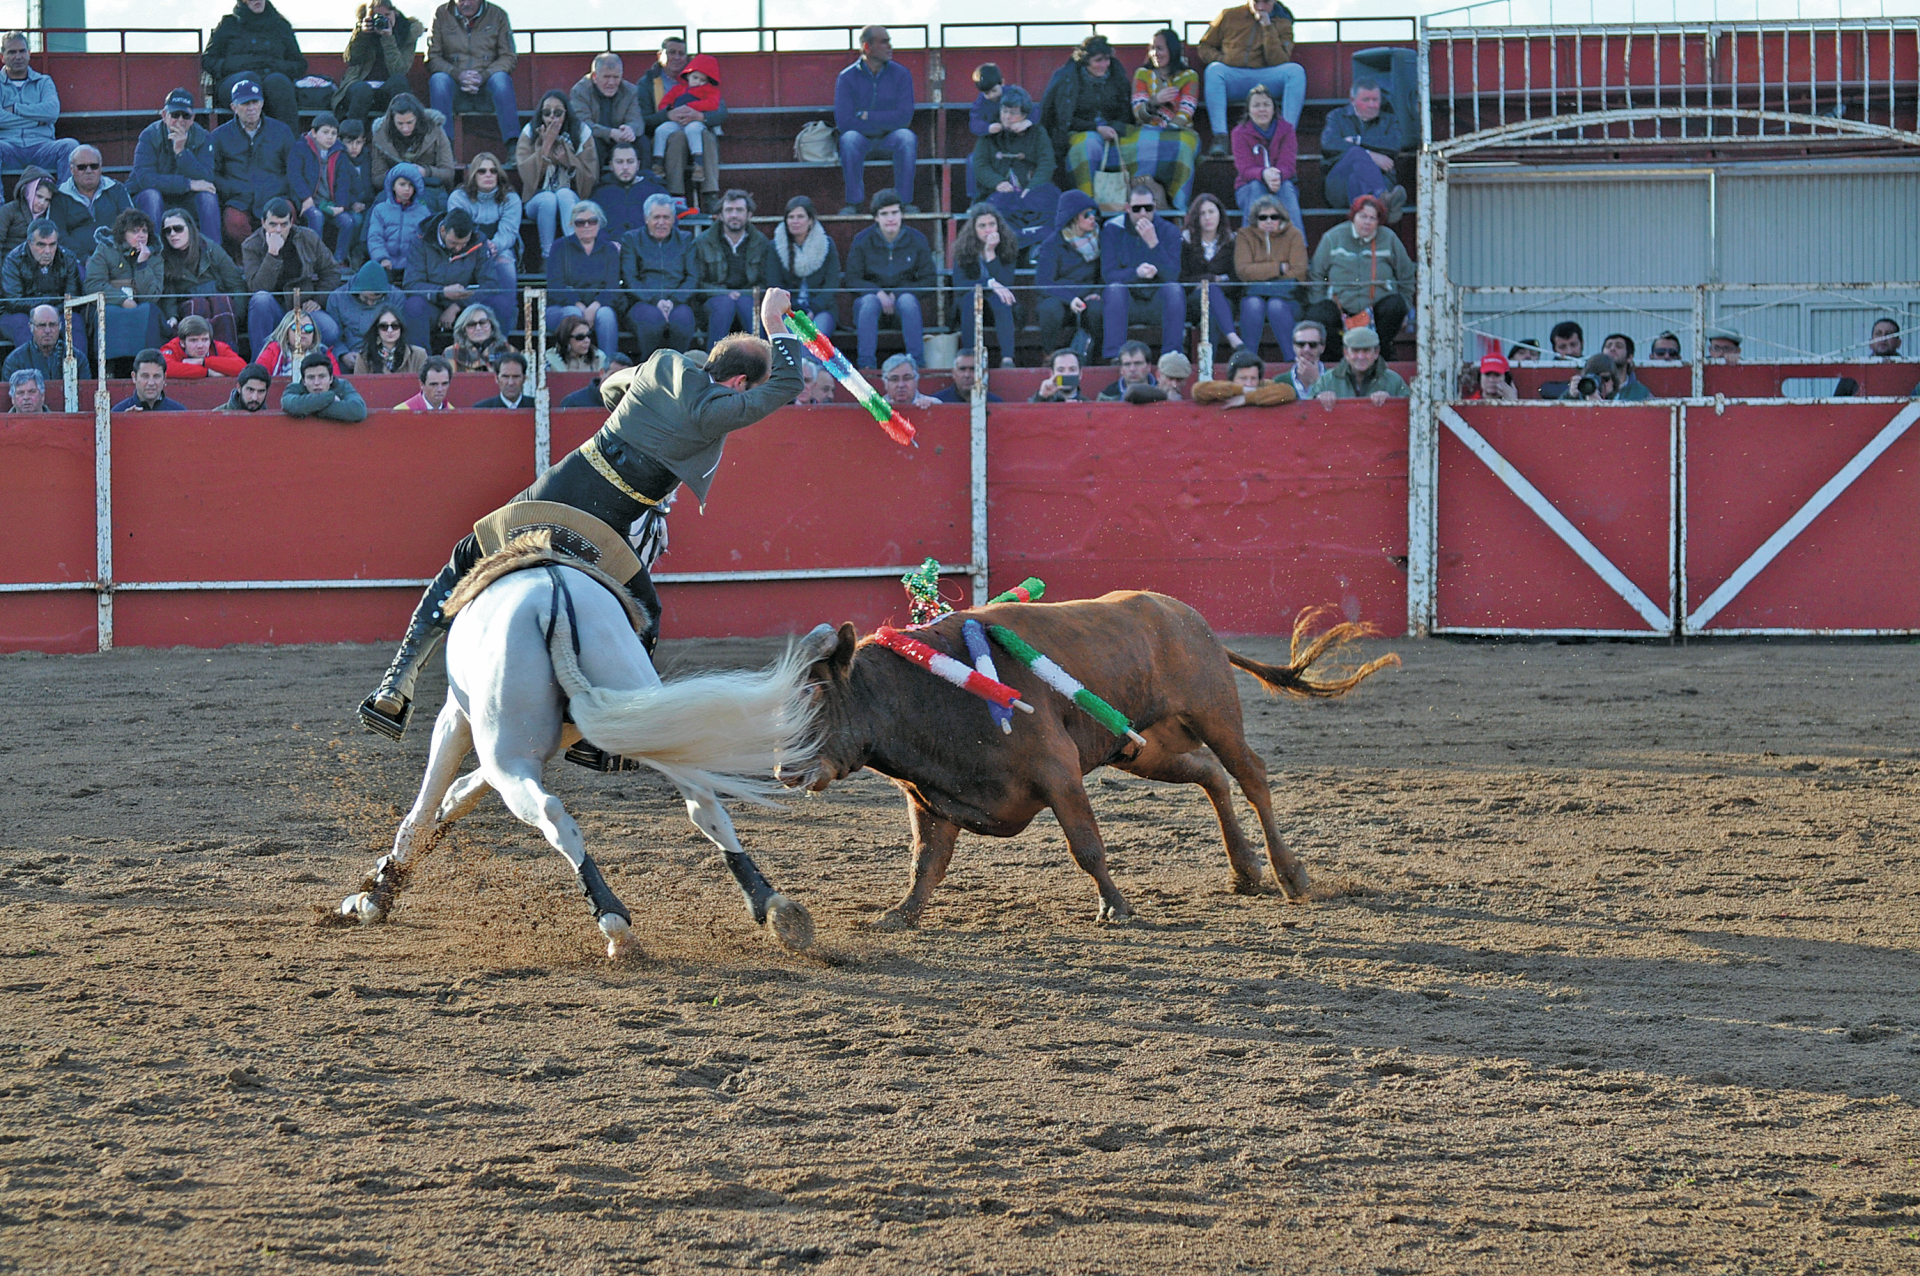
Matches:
[6,366,47,412]
[282,350,370,422]
[204,0,306,130]
[129,89,220,249]
[1647,331,1681,362]
[881,352,939,410]
[336,1,426,126]
[1708,329,1742,364]
[395,354,454,411]
[1194,0,1307,152]
[932,347,1003,403]
[472,349,529,408]
[1193,348,1296,406]
[1097,340,1158,400]
[0,31,80,183]
[1310,326,1406,408]
[835,26,918,215]
[425,0,520,152]
[218,362,273,412]
[1029,347,1089,403]
[114,348,186,412]
[1,222,84,354]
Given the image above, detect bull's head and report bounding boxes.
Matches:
[777,622,868,792]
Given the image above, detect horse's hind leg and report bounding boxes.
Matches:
[490,763,633,958]
[341,701,473,924]
[680,784,814,951]
[1114,744,1268,894]
[435,770,492,825]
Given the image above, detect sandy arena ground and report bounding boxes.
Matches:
[2,631,1917,1274]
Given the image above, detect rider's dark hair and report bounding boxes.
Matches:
[707,333,771,386]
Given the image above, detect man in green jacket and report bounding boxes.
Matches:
[1310,326,1406,406]
[280,352,368,421]
[359,287,804,744]
[692,189,771,350]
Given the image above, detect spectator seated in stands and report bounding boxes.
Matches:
[769,196,842,350]
[547,311,609,373]
[364,162,430,274]
[1028,347,1088,402]
[652,55,723,190]
[881,353,940,410]
[621,192,697,358]
[51,147,132,254]
[447,302,508,372]
[254,306,339,378]
[1469,352,1517,401]
[3,303,86,383]
[1157,350,1193,399]
[1310,325,1406,406]
[218,363,272,411]
[371,94,455,211]
[130,89,221,249]
[639,37,723,211]
[204,0,306,129]
[395,354,453,410]
[1549,320,1583,360]
[1647,331,1681,362]
[1099,177,1183,362]
[0,162,51,257]
[426,0,520,147]
[572,53,644,160]
[1097,340,1160,400]
[544,198,622,357]
[1567,353,1620,401]
[951,203,1018,368]
[114,348,186,412]
[1233,194,1306,359]
[337,2,425,126]
[1130,29,1201,213]
[85,208,166,366]
[698,189,771,349]
[291,113,368,264]
[402,204,511,349]
[518,90,599,260]
[327,260,403,356]
[0,31,79,183]
[933,347,1003,402]
[964,63,1002,200]
[283,350,370,421]
[591,141,668,242]
[1602,332,1653,400]
[337,120,372,211]
[472,349,529,407]
[1869,316,1903,359]
[1042,36,1134,204]
[1034,190,1104,358]
[794,358,835,404]
[1194,348,1298,405]
[1182,193,1243,355]
[348,304,425,375]
[1319,78,1406,221]
[212,79,296,250]
[1230,83,1302,233]
[1,222,85,354]
[845,188,935,370]
[835,27,918,215]
[1282,318,1326,397]
[1195,0,1307,150]
[6,366,46,411]
[244,200,344,358]
[1305,193,1413,362]
[447,151,521,263]
[970,86,1059,244]
[161,313,247,379]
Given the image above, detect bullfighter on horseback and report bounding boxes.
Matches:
[357,287,805,758]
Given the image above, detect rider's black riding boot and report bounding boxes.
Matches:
[358,561,463,740]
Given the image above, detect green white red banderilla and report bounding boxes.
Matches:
[785,311,916,447]
[987,625,1148,746]
[874,627,1033,714]
[988,578,1046,605]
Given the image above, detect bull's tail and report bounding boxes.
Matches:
[546,603,818,807]
[1226,606,1400,699]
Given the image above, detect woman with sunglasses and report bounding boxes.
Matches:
[546,313,608,374]
[447,151,522,263]
[347,304,426,376]
[544,199,622,356]
[517,90,599,259]
[83,208,166,368]
[256,308,340,379]
[1181,193,1243,356]
[1232,195,1306,360]
[128,92,220,248]
[156,211,244,351]
[447,302,508,373]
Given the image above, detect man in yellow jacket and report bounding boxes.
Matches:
[1194,0,1306,154]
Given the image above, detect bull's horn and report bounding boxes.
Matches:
[796,623,840,662]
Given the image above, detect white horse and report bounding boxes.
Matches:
[338,559,823,958]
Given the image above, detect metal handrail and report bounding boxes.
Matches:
[697,26,933,54]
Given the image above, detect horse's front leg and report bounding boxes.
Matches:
[680,784,814,951]
[341,700,473,924]
[489,762,633,959]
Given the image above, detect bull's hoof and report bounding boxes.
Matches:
[1230,873,1268,896]
[1275,865,1312,901]
[872,906,920,932]
[1096,897,1135,924]
[765,893,815,951]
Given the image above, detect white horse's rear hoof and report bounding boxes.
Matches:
[766,893,815,951]
[340,892,383,925]
[599,912,632,960]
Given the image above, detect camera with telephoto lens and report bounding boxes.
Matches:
[1573,374,1600,399]
[370,13,392,31]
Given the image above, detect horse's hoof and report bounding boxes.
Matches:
[341,893,384,925]
[599,912,633,960]
[872,907,918,933]
[765,893,815,951]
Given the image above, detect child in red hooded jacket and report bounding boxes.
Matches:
[651,54,723,184]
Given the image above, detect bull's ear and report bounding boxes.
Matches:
[832,622,858,673]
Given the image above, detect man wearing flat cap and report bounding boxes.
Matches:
[1311,325,1406,407]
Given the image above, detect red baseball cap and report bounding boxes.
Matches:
[1479,353,1510,374]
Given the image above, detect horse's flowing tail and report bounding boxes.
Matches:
[546,603,818,807]
[1226,606,1401,699]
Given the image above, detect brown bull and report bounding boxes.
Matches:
[786,592,1397,928]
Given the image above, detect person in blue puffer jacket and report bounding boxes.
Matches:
[363,161,430,272]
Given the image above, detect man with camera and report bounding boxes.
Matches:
[1029,347,1089,402]
[337,3,425,126]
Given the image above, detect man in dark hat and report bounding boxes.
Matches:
[128,88,221,246]
[358,287,806,752]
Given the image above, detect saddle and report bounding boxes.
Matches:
[443,525,649,638]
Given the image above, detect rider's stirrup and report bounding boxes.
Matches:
[358,694,412,741]
[565,741,643,772]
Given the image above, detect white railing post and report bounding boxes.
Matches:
[1409,96,1443,638]
[529,287,550,475]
